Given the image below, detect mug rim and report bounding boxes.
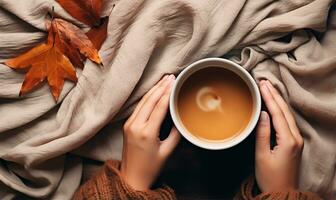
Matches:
[169,57,261,150]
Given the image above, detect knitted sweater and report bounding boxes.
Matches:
[73,160,322,200]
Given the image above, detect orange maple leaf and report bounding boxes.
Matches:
[52,18,101,66]
[55,0,103,26]
[5,18,101,101]
[5,27,77,101]
[56,0,110,51]
[86,17,109,50]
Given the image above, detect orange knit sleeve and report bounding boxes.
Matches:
[72,160,176,200]
[234,176,323,200]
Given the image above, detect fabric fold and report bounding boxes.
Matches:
[0,0,335,199]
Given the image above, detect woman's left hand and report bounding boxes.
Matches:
[121,75,181,191]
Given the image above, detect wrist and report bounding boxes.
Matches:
[126,178,150,191]
[120,170,151,191]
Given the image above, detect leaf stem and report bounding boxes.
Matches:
[51,6,55,21]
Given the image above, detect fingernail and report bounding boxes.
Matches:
[259,80,266,86]
[168,74,175,80]
[163,75,169,81]
[260,111,268,122]
[261,83,268,90]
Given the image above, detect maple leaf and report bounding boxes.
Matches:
[56,0,103,26]
[54,27,84,69]
[5,27,77,101]
[86,17,109,50]
[52,18,101,66]
[5,13,102,101]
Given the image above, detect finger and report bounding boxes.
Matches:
[146,81,174,133]
[265,81,302,144]
[255,111,271,158]
[127,75,169,124]
[160,126,181,158]
[134,75,175,124]
[260,81,294,143]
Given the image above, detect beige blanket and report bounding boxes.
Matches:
[0,0,335,199]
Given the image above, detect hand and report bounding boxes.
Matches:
[255,80,304,192]
[121,75,181,191]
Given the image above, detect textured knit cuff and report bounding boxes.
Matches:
[235,175,323,200]
[73,160,176,200]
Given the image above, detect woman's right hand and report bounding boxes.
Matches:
[255,80,304,192]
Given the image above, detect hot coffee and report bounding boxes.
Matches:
[177,67,253,141]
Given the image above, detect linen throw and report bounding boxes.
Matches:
[0,0,335,199]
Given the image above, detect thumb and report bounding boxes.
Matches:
[160,126,181,158]
[256,111,271,159]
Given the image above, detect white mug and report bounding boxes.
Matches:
[169,58,261,150]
